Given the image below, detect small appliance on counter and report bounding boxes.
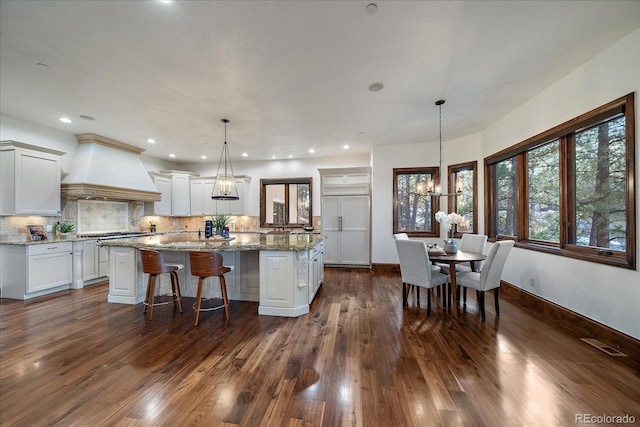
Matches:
[204,220,213,238]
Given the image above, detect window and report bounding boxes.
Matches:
[260,178,312,228]
[448,161,478,236]
[485,93,635,269]
[393,167,440,236]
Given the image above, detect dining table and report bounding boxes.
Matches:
[428,249,487,313]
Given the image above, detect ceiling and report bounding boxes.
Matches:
[1,1,639,164]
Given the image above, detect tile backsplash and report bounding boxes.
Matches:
[1,202,322,241]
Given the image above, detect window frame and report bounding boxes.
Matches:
[448,161,478,237]
[260,177,313,228]
[393,167,441,237]
[485,93,636,269]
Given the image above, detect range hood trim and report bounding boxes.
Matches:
[61,183,161,202]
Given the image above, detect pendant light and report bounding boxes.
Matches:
[211,118,239,200]
[420,99,463,197]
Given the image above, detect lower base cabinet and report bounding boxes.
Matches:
[106,244,324,317]
[0,242,73,299]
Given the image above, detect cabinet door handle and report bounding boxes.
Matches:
[47,246,59,250]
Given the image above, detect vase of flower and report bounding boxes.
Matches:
[443,238,459,254]
[435,211,469,254]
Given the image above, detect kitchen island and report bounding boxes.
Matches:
[99,232,325,317]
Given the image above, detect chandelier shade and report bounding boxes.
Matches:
[211,118,239,201]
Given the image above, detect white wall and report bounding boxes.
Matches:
[372,133,483,265]
[482,28,640,339]
[372,28,640,338]
[0,113,78,174]
[183,155,370,218]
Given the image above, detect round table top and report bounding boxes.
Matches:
[428,250,486,262]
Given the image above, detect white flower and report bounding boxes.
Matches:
[435,211,470,231]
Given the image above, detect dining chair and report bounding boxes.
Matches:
[456,240,515,321]
[394,239,449,316]
[393,232,444,303]
[189,251,231,326]
[139,249,184,320]
[439,233,488,303]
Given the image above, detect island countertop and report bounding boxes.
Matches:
[98,231,326,252]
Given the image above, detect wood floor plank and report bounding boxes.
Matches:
[1,268,639,426]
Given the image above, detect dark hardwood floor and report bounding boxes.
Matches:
[1,267,638,426]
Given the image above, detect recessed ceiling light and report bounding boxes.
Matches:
[169,153,176,158]
[147,138,156,144]
[308,148,315,153]
[343,144,350,149]
[201,155,207,159]
[59,117,72,124]
[272,156,276,160]
[79,115,95,121]
[288,155,293,159]
[368,82,384,92]
[158,0,174,4]
[242,152,248,157]
[365,3,378,14]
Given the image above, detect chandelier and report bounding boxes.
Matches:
[416,99,462,197]
[211,118,239,200]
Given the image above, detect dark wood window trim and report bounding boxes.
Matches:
[448,161,478,237]
[485,93,636,269]
[393,167,441,237]
[260,177,313,228]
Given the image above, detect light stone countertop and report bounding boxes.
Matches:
[98,231,326,252]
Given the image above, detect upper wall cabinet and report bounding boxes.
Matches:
[147,171,195,216]
[317,167,371,195]
[0,141,66,216]
[191,175,251,216]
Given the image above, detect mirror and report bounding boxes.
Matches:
[260,178,312,228]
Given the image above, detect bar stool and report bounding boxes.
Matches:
[140,249,183,320]
[189,251,231,326]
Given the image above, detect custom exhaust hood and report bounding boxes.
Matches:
[61,134,161,202]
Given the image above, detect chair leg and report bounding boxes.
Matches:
[170,271,183,313]
[426,288,431,316]
[442,284,447,308]
[416,287,420,307]
[194,277,204,326]
[147,275,157,320]
[220,275,230,321]
[462,286,467,303]
[447,283,452,308]
[494,288,500,316]
[479,291,486,321]
[402,282,408,307]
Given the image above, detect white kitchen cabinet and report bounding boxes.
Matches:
[319,167,371,267]
[107,246,142,304]
[322,195,370,266]
[82,240,99,281]
[0,141,65,216]
[308,241,324,303]
[190,178,217,215]
[213,175,251,215]
[190,175,251,216]
[148,171,194,216]
[80,239,109,284]
[0,242,73,299]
